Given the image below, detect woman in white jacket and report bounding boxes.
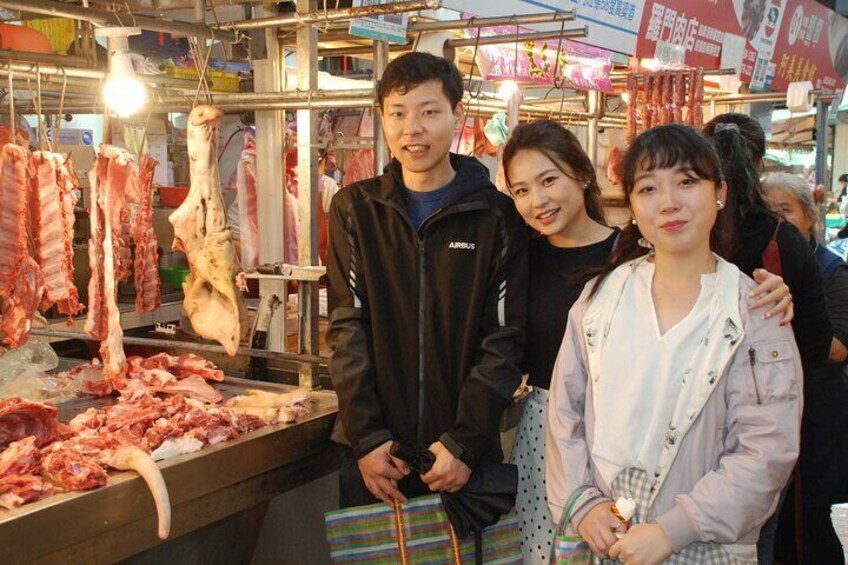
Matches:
[546,125,802,565]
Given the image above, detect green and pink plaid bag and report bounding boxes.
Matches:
[552,487,594,564]
[325,494,522,564]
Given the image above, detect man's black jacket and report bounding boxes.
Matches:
[326,154,527,468]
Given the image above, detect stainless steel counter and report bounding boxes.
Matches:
[0,378,339,564]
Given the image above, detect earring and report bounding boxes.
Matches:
[717,200,725,210]
[631,218,637,225]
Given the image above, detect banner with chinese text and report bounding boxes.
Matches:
[635,0,848,93]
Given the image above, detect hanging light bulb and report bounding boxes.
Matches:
[98,27,147,117]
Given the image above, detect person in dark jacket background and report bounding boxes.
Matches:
[326,52,527,508]
[764,173,848,564]
[704,113,833,565]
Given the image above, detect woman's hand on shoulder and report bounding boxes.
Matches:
[750,269,793,326]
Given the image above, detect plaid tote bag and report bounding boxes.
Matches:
[325,494,522,564]
[552,487,594,564]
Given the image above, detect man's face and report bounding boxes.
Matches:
[381,80,462,182]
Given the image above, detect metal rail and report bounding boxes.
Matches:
[12,90,377,114]
[0,0,238,42]
[610,67,739,79]
[218,0,440,31]
[408,10,574,32]
[709,90,838,103]
[31,329,328,365]
[0,50,89,67]
[17,97,376,114]
[318,26,588,57]
[0,62,201,89]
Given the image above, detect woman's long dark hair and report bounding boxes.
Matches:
[702,113,779,251]
[502,120,606,225]
[589,124,732,297]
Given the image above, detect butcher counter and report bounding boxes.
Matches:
[0,377,339,564]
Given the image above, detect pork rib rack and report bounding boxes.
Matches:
[30,151,84,319]
[169,105,247,356]
[132,154,162,314]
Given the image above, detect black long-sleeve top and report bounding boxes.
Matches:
[730,209,832,364]
[524,230,618,389]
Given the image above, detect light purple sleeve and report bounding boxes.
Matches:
[546,287,610,528]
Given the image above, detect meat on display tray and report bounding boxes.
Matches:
[0,375,339,564]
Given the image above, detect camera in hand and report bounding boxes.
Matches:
[389,440,435,474]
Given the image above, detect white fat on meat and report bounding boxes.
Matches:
[225,388,310,424]
[85,146,134,381]
[151,435,204,461]
[0,144,29,298]
[169,105,247,357]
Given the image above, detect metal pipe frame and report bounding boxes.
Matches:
[373,41,389,175]
[318,26,588,57]
[408,10,574,32]
[0,0,237,42]
[586,90,601,166]
[15,97,376,115]
[8,88,376,112]
[296,0,321,391]
[0,50,89,68]
[218,0,440,31]
[450,27,587,47]
[815,99,830,189]
[30,329,327,365]
[610,67,738,79]
[709,90,837,104]
[0,62,200,89]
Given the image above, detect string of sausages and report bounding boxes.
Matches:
[625,68,704,144]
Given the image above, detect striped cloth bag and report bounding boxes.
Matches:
[325,494,522,564]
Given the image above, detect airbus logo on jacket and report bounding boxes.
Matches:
[325,154,528,468]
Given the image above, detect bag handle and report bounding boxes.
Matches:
[394,498,462,565]
[557,484,593,535]
[393,499,410,565]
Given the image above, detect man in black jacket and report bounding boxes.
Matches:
[327,52,527,507]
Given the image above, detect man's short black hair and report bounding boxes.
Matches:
[376,52,464,110]
[840,173,848,183]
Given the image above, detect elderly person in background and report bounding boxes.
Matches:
[764,172,848,564]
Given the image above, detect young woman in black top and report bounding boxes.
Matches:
[502,120,617,564]
[704,113,831,363]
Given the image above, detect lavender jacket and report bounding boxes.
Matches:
[546,256,802,558]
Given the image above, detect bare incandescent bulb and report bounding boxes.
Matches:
[100,28,147,117]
